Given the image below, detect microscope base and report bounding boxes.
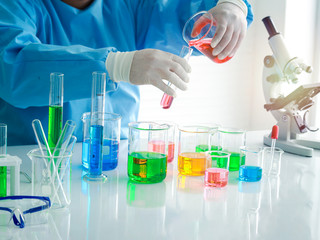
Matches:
[263,135,313,157]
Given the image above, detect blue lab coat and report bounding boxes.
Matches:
[0,0,253,145]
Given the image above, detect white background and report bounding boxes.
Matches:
[138,0,320,132]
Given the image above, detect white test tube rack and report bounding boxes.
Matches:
[0,155,21,195]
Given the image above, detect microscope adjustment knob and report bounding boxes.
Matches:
[264,55,275,68]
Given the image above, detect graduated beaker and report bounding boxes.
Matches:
[205,151,230,187]
[82,112,121,171]
[28,148,72,208]
[219,128,246,171]
[178,125,218,176]
[128,122,169,183]
[183,11,231,63]
[239,146,263,182]
[148,121,176,163]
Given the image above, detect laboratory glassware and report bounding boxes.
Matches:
[205,151,230,187]
[48,72,64,153]
[82,112,121,171]
[148,121,176,163]
[128,121,169,183]
[182,11,231,63]
[83,72,107,182]
[218,127,246,171]
[239,146,263,182]
[0,123,7,197]
[178,125,218,176]
[262,147,284,176]
[160,46,193,109]
[27,148,72,208]
[0,196,51,228]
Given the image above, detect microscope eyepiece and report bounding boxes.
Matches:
[262,16,279,38]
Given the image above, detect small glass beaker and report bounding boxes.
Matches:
[148,121,176,163]
[178,125,218,176]
[219,127,246,171]
[128,122,169,183]
[239,146,263,182]
[262,147,284,176]
[27,148,72,208]
[183,11,231,63]
[205,151,230,187]
[82,112,121,171]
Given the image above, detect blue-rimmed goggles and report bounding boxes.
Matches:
[0,195,51,228]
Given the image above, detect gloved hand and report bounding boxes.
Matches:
[192,0,248,61]
[106,49,191,97]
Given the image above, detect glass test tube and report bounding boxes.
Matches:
[0,123,7,197]
[84,72,107,181]
[160,46,193,109]
[48,73,64,153]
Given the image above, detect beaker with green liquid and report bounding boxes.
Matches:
[128,122,169,184]
[218,128,246,171]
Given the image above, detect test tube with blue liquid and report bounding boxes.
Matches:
[48,73,64,154]
[83,72,107,182]
[0,123,7,197]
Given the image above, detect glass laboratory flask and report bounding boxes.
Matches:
[178,125,218,176]
[182,11,231,63]
[128,122,169,183]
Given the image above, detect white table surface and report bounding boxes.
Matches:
[2,130,320,240]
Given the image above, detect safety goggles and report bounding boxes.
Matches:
[0,195,51,228]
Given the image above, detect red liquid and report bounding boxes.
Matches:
[148,140,175,163]
[205,168,229,187]
[160,93,174,109]
[189,38,231,63]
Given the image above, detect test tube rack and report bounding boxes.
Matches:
[0,155,22,195]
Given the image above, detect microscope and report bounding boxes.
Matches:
[262,16,320,157]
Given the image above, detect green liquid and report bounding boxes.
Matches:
[0,167,7,197]
[195,144,222,152]
[217,152,245,171]
[48,105,63,153]
[128,151,167,183]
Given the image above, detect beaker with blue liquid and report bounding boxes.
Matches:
[82,112,121,171]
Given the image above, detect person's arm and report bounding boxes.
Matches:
[0,1,116,109]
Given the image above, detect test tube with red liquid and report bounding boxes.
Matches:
[160,46,193,109]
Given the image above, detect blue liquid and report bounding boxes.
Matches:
[239,166,262,182]
[89,125,103,175]
[82,138,119,171]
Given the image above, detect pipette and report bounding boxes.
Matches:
[0,123,7,197]
[269,125,279,175]
[160,46,193,109]
[48,73,64,153]
[84,72,107,181]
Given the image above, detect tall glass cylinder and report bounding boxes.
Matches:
[84,72,107,182]
[128,122,169,183]
[0,123,7,197]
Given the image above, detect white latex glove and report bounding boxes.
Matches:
[106,49,191,97]
[208,0,248,60]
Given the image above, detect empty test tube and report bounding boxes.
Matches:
[0,123,7,197]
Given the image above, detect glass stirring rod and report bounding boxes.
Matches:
[48,73,64,154]
[160,46,193,109]
[269,125,279,175]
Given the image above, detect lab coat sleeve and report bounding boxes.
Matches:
[0,1,117,109]
[134,0,253,55]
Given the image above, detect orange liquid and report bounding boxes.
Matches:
[178,152,207,176]
[189,38,231,63]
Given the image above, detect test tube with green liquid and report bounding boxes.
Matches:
[0,123,7,197]
[48,73,64,154]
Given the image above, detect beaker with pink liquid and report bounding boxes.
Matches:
[148,122,176,163]
[183,11,231,63]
